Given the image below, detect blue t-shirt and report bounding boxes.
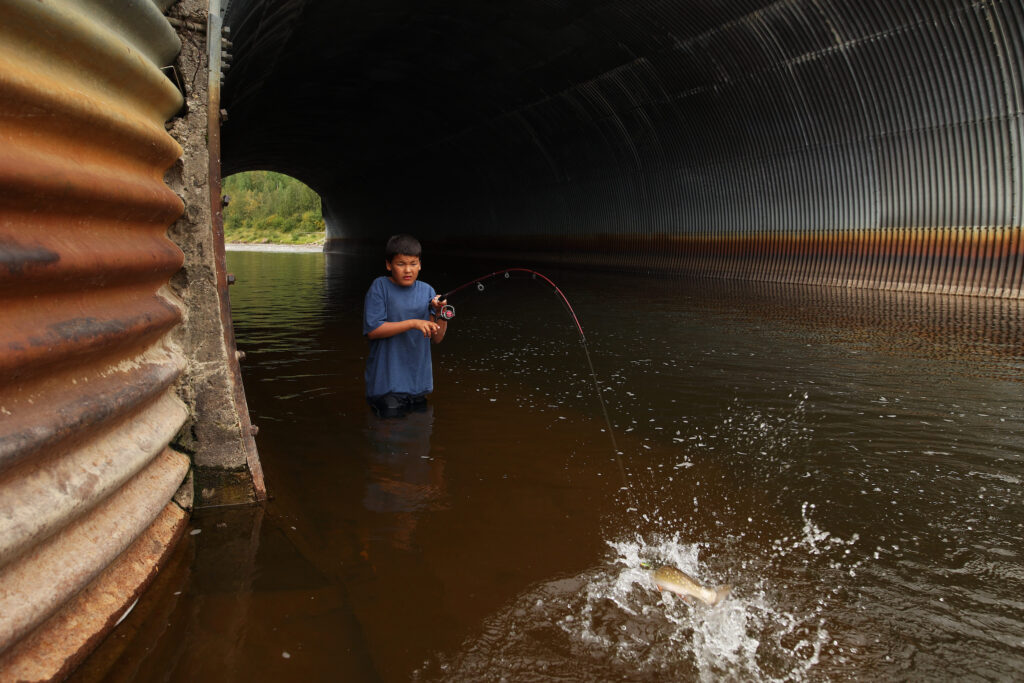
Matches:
[363,276,436,399]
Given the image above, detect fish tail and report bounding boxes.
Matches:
[711,584,732,606]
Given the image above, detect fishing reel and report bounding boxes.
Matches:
[436,303,455,321]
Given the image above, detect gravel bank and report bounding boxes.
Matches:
[225,243,324,253]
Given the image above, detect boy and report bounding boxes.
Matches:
[363,234,448,417]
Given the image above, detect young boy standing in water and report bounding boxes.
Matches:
[363,234,448,417]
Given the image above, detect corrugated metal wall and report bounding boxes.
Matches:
[0,0,192,677]
[310,0,1023,298]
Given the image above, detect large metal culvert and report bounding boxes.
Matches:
[0,0,262,677]
[222,0,1022,298]
[0,0,1022,678]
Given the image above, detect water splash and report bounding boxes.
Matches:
[579,533,830,682]
[419,532,835,682]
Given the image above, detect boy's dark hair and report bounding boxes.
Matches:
[385,234,422,261]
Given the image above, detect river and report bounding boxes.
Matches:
[74,249,1024,682]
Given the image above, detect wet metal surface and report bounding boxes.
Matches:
[0,449,189,659]
[0,502,188,682]
[84,251,1024,681]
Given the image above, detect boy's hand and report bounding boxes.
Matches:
[430,294,446,314]
[410,319,441,337]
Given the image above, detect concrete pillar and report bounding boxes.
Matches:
[164,0,266,506]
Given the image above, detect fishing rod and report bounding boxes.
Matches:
[437,268,585,339]
[438,268,631,497]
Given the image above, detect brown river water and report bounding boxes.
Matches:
[74,250,1023,682]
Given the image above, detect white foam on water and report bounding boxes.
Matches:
[575,532,830,682]
[968,470,1021,485]
[420,530,833,682]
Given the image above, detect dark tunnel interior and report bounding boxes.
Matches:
[221,0,1023,293]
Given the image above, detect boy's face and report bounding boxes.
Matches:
[387,253,421,286]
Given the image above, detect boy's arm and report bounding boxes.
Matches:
[430,317,447,344]
[367,319,439,339]
[364,281,438,339]
[429,293,448,344]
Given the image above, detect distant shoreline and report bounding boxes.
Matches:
[225,242,324,253]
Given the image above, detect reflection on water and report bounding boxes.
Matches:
[362,407,448,554]
[78,250,1024,681]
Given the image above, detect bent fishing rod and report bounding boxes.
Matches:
[436,268,631,496]
[436,268,585,339]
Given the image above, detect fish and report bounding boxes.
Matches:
[650,565,731,606]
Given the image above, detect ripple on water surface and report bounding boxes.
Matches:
[82,252,1023,682]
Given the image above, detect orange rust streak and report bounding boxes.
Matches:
[0,288,181,385]
[0,53,181,169]
[0,135,183,222]
[0,219,183,294]
[0,351,184,475]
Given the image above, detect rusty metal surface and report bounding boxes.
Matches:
[0,291,182,386]
[0,0,197,669]
[0,350,185,475]
[0,391,188,569]
[208,0,267,500]
[0,447,190,655]
[0,502,188,682]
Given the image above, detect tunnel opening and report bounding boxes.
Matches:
[222,170,326,246]
[221,0,1023,298]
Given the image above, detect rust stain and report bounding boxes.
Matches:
[0,448,190,655]
[0,0,195,670]
[432,228,1022,297]
[0,139,183,221]
[206,1,266,501]
[0,224,184,293]
[0,291,182,384]
[0,502,188,681]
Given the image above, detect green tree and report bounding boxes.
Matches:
[221,171,326,244]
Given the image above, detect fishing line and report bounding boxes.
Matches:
[440,268,633,500]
